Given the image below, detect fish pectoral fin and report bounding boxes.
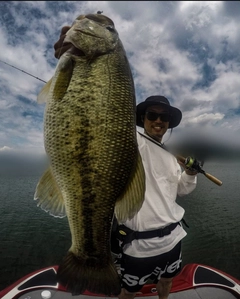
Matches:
[37,54,74,104]
[52,54,74,100]
[114,150,145,222]
[34,167,66,218]
[37,78,53,104]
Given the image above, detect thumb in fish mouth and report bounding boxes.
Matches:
[54,26,71,59]
[54,25,83,59]
[54,13,116,59]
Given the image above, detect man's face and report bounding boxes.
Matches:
[143,105,170,142]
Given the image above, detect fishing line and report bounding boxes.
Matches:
[0,59,46,83]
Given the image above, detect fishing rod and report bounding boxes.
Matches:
[0,59,224,187]
[138,132,223,187]
[176,155,223,186]
[0,59,46,83]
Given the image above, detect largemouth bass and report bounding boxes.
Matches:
[34,13,145,296]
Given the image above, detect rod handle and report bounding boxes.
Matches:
[204,172,223,186]
[176,155,223,186]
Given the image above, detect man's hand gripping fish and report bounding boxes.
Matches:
[34,13,145,296]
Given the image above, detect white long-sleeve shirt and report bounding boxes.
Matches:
[121,131,197,257]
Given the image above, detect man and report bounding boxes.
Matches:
[54,26,198,299]
[113,95,197,299]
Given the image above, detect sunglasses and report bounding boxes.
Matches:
[145,111,171,122]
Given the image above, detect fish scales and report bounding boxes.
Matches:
[45,52,137,254]
[35,13,145,296]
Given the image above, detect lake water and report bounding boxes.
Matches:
[0,159,239,290]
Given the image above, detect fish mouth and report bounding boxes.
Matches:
[74,28,102,39]
[63,45,85,57]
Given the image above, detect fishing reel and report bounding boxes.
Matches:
[176,154,222,186]
[184,156,204,173]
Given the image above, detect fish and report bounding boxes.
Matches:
[34,13,145,296]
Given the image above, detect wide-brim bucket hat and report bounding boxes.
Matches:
[136,95,182,129]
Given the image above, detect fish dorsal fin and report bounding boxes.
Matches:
[114,150,145,222]
[37,54,74,104]
[34,167,66,218]
[37,78,53,104]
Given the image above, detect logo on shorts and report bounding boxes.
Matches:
[122,257,182,287]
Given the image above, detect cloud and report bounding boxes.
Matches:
[185,112,224,126]
[0,146,13,151]
[0,1,240,155]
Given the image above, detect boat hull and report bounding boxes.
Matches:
[0,263,239,299]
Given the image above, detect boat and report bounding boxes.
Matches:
[0,263,239,299]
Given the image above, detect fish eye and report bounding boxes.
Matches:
[106,25,115,32]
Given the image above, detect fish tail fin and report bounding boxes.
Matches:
[57,251,121,296]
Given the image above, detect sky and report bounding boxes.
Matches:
[0,1,240,158]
